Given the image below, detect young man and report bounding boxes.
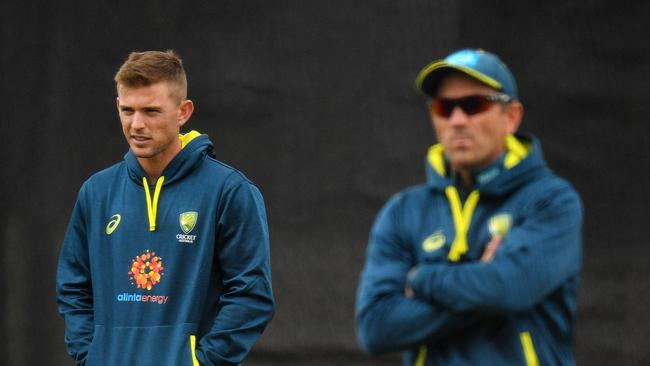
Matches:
[57,50,275,365]
[356,49,583,365]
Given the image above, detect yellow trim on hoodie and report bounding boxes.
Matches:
[504,134,529,169]
[427,135,531,177]
[190,335,200,366]
[520,331,540,366]
[180,130,201,148]
[427,144,447,176]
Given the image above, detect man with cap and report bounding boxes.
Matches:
[355,49,583,365]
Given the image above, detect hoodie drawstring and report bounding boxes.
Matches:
[143,176,165,231]
[445,187,480,262]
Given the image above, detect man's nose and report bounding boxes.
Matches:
[448,106,469,126]
[131,112,146,129]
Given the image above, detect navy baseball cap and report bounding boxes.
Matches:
[415,49,518,98]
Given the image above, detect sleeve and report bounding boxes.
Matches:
[355,194,477,355]
[56,184,94,366]
[410,183,583,312]
[195,180,275,365]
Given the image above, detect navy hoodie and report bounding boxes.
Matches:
[57,131,275,365]
[356,134,582,365]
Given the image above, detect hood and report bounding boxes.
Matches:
[124,130,216,187]
[425,134,549,196]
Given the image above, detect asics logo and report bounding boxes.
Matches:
[106,214,121,235]
[422,229,446,253]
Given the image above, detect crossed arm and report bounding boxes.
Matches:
[355,195,477,354]
[356,186,582,354]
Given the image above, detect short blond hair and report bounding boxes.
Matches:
[114,50,188,101]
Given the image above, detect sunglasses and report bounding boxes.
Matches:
[431,94,512,118]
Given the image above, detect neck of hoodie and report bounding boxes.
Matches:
[451,152,506,194]
[452,168,475,193]
[139,137,183,183]
[426,134,535,197]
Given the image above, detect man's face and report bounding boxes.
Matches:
[117,82,191,165]
[431,74,522,173]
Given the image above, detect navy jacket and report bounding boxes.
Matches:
[356,135,582,366]
[57,132,275,365]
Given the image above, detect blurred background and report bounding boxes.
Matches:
[1,1,648,365]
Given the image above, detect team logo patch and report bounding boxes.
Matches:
[128,250,164,291]
[488,214,512,237]
[179,211,198,234]
[177,211,198,244]
[422,229,446,253]
[106,214,121,235]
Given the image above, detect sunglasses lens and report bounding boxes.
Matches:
[432,96,495,117]
[431,99,454,118]
[460,96,491,115]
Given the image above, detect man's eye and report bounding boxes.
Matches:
[121,109,134,115]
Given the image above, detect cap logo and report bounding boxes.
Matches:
[447,50,480,67]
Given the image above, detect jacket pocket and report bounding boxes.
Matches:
[190,335,200,366]
[85,323,198,365]
[519,331,540,366]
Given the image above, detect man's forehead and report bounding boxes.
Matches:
[117,82,175,104]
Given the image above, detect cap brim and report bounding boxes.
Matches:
[415,61,503,97]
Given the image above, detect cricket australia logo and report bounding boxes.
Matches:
[176,211,198,244]
[488,213,512,238]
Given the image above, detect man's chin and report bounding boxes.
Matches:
[447,149,473,161]
[448,152,478,169]
[130,147,155,159]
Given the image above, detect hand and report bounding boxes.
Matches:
[404,266,419,297]
[481,235,502,262]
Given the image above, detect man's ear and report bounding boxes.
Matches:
[178,99,194,127]
[505,100,524,134]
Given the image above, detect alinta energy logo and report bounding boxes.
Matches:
[116,250,169,305]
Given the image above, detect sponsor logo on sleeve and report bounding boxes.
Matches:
[422,229,446,253]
